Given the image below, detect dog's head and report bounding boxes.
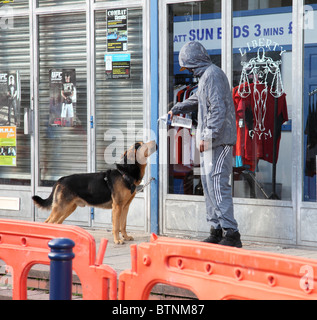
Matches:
[122,141,157,165]
[117,141,157,184]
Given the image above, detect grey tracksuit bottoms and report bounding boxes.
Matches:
[200,145,239,231]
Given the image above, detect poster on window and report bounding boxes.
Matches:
[0,126,16,166]
[106,8,128,52]
[105,53,131,79]
[49,69,77,127]
[0,71,21,127]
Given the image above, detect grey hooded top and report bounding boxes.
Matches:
[171,41,237,148]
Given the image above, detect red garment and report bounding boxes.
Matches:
[232,85,244,159]
[233,83,288,167]
[175,85,197,165]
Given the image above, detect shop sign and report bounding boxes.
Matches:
[0,71,21,127]
[173,7,316,52]
[49,69,77,127]
[105,53,131,79]
[0,126,16,166]
[106,8,128,52]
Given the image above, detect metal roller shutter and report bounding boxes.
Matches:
[0,16,31,184]
[37,0,85,8]
[38,12,87,186]
[95,8,144,171]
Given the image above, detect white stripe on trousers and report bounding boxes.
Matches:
[214,145,231,205]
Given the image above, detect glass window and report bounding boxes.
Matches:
[303,0,317,201]
[38,13,87,186]
[37,0,85,8]
[232,0,292,200]
[167,1,221,195]
[95,8,144,172]
[0,16,31,186]
[1,1,28,10]
[95,0,123,2]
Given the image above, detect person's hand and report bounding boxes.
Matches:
[199,140,209,153]
[168,110,174,120]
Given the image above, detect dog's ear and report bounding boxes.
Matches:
[124,148,137,164]
[120,142,143,165]
[134,142,142,151]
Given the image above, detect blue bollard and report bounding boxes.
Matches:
[48,238,75,300]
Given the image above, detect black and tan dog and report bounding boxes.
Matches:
[32,141,157,244]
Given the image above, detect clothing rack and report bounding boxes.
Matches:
[269,97,279,199]
[174,74,198,86]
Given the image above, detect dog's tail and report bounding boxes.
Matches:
[32,184,57,210]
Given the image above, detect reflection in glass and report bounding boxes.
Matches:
[232,1,292,200]
[167,1,221,196]
[303,0,317,201]
[167,0,292,201]
[38,13,87,186]
[0,16,31,186]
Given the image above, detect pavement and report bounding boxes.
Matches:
[1,227,317,300]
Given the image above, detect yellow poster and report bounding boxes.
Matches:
[0,126,16,166]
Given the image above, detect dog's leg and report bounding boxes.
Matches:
[45,206,62,223]
[112,202,124,244]
[56,203,77,224]
[120,198,134,241]
[45,203,77,224]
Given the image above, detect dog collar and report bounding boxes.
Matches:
[117,169,136,194]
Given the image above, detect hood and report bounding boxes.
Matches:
[179,41,212,78]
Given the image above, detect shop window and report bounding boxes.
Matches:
[233,0,292,11]
[303,0,317,201]
[95,8,144,172]
[38,13,87,186]
[232,1,292,200]
[167,1,221,196]
[167,0,293,201]
[0,15,31,186]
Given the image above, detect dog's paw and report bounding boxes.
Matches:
[123,235,134,241]
[114,239,125,245]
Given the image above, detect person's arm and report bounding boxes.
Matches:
[169,91,198,118]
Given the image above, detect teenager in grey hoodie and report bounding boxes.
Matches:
[169,41,242,248]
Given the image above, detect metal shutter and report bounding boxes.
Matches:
[37,0,85,8]
[38,12,87,185]
[95,8,144,171]
[0,16,31,184]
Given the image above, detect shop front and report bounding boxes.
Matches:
[0,0,317,248]
[159,0,317,246]
[0,0,152,233]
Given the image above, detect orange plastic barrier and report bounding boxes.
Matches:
[2,219,317,300]
[119,234,317,300]
[0,219,117,300]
